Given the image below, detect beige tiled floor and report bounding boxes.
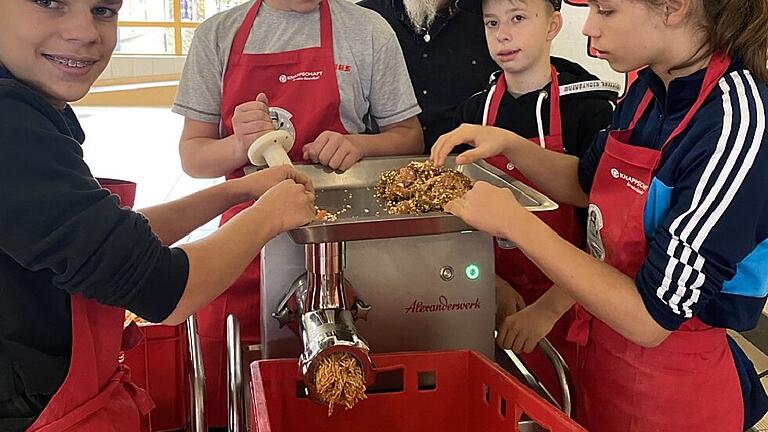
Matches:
[74,106,768,431]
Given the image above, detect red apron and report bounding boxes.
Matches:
[483,67,582,401]
[567,53,744,432]
[197,0,349,425]
[27,180,154,432]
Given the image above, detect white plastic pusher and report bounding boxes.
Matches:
[247,129,295,167]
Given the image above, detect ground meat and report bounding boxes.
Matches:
[374,161,473,215]
[313,352,367,416]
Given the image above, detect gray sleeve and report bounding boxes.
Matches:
[172,20,225,124]
[367,25,422,127]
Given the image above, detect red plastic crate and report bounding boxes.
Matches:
[123,323,190,432]
[250,350,585,432]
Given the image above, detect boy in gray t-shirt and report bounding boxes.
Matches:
[172,0,423,427]
[173,0,423,176]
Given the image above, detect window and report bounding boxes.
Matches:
[117,0,250,55]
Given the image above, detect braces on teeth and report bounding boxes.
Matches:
[50,56,91,68]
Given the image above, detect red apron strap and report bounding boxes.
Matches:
[629,91,654,130]
[230,0,331,58]
[540,65,567,155]
[318,0,333,48]
[484,66,562,142]
[547,65,563,142]
[230,0,261,57]
[660,52,732,152]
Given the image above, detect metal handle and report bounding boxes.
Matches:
[495,332,573,418]
[186,315,206,432]
[495,237,517,249]
[226,314,246,432]
[538,338,573,417]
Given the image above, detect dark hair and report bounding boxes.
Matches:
[642,0,768,82]
[468,0,561,15]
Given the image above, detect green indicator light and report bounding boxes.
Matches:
[465,264,480,280]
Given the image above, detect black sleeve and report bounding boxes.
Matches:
[449,93,487,154]
[573,98,614,159]
[453,91,486,127]
[0,88,188,323]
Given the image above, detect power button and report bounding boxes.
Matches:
[440,266,455,281]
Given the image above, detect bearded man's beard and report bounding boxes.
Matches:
[403,0,442,33]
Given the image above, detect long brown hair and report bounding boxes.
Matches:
[642,0,768,82]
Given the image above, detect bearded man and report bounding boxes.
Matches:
[359,0,498,152]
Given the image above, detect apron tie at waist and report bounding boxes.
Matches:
[30,365,154,432]
[565,304,592,347]
[117,365,155,416]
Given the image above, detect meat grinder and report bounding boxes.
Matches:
[257,156,558,385]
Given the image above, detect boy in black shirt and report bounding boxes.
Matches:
[453,0,616,398]
[0,1,315,430]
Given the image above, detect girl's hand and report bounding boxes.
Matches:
[444,181,524,239]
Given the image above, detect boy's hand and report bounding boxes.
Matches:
[430,124,517,167]
[235,165,313,201]
[496,303,558,354]
[303,131,363,171]
[232,93,274,156]
[495,275,526,327]
[252,179,316,235]
[445,181,524,239]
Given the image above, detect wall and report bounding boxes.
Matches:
[83,0,631,105]
[95,55,185,84]
[552,1,630,96]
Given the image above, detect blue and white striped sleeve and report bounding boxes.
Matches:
[637,70,768,330]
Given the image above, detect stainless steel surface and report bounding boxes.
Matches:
[272,241,376,401]
[350,298,371,321]
[185,315,206,432]
[496,333,574,417]
[226,315,245,432]
[307,242,344,275]
[496,237,517,249]
[539,338,573,417]
[518,421,551,432]
[262,231,496,359]
[499,343,550,399]
[304,243,350,310]
[246,155,558,243]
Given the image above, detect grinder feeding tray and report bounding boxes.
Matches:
[263,155,558,244]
